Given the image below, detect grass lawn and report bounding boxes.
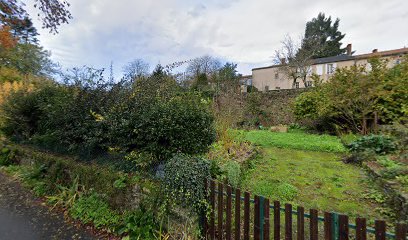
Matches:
[240,130,391,221]
[240,130,346,153]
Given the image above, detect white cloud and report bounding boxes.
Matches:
[27,0,408,76]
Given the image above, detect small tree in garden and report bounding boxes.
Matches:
[375,55,408,123]
[323,65,377,133]
[294,56,408,133]
[275,35,315,88]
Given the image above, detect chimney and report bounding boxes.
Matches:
[280,58,286,64]
[372,49,378,53]
[346,44,352,55]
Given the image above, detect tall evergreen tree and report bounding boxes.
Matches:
[9,17,39,44]
[302,13,346,59]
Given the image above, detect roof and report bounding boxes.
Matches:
[354,47,408,59]
[252,47,408,71]
[240,75,252,78]
[311,54,354,64]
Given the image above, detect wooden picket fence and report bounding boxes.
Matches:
[203,179,408,240]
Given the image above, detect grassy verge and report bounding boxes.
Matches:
[0,142,185,239]
[238,130,346,153]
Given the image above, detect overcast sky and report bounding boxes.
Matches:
[27,0,408,77]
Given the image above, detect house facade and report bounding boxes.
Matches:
[251,45,408,91]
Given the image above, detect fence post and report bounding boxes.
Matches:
[259,196,265,240]
[331,212,339,240]
[200,178,208,238]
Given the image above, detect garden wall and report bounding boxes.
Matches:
[215,88,309,128]
[256,89,309,126]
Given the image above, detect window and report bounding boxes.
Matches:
[306,68,312,76]
[294,82,299,89]
[366,63,372,72]
[264,86,269,91]
[275,72,279,79]
[305,81,313,87]
[316,65,323,75]
[327,64,335,74]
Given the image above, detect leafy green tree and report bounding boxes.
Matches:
[5,43,56,76]
[217,62,240,93]
[375,55,408,122]
[302,12,346,58]
[294,56,408,133]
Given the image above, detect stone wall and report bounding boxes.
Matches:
[258,89,309,126]
[213,88,309,128]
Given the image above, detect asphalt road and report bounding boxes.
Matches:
[0,171,97,240]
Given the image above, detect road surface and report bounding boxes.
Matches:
[0,171,97,240]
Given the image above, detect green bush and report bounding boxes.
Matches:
[0,146,16,166]
[118,208,158,240]
[221,161,241,188]
[396,175,408,187]
[1,74,216,163]
[294,56,408,133]
[347,134,397,155]
[342,151,375,165]
[0,89,43,140]
[70,193,121,232]
[111,92,216,161]
[380,167,408,179]
[163,154,210,211]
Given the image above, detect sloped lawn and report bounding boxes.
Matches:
[240,130,392,221]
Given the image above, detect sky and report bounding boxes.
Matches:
[27,0,408,77]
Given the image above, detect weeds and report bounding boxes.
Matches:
[46,176,83,209]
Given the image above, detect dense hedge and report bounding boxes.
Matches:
[0,72,216,162]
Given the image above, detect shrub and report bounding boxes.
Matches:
[342,151,376,165]
[70,193,121,232]
[380,167,408,179]
[0,89,43,140]
[163,154,210,211]
[347,134,397,155]
[118,208,158,240]
[1,73,216,162]
[0,145,17,166]
[294,56,408,133]
[112,92,216,161]
[396,175,408,187]
[220,161,241,188]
